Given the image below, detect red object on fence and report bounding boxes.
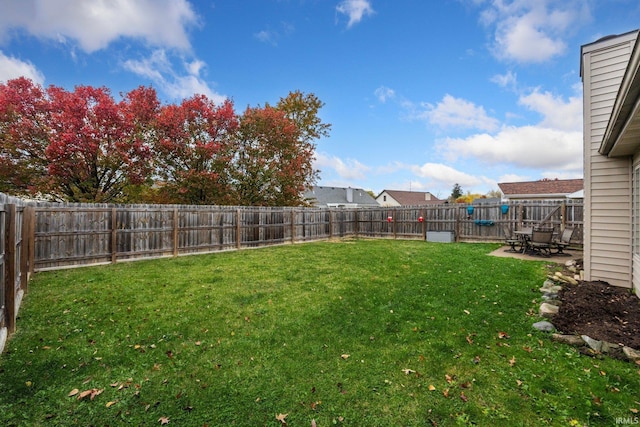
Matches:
[418,217,424,222]
[387,216,393,222]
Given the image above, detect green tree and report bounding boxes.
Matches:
[450,183,463,202]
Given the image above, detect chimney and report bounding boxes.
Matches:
[346,187,353,203]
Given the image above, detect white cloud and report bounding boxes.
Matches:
[414,94,500,132]
[374,86,395,103]
[315,152,371,180]
[0,51,44,84]
[440,125,582,171]
[491,70,517,89]
[410,162,483,188]
[518,88,582,132]
[477,0,591,63]
[0,0,199,53]
[123,50,225,103]
[336,0,375,28]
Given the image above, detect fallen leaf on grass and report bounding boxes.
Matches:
[466,336,474,345]
[631,408,639,414]
[275,413,288,425]
[77,388,104,401]
[460,392,468,402]
[522,346,533,353]
[463,310,470,315]
[428,384,436,391]
[509,356,516,367]
[402,368,416,375]
[498,331,510,339]
[311,419,317,427]
[158,416,170,425]
[68,388,79,397]
[341,354,350,360]
[106,401,117,408]
[445,374,454,384]
[442,388,450,398]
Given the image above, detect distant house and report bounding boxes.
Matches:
[303,186,379,208]
[581,29,640,296]
[498,179,583,201]
[376,190,444,207]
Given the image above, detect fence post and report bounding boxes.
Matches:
[421,208,426,240]
[328,210,333,239]
[173,208,179,257]
[19,207,32,292]
[561,202,566,231]
[354,208,359,238]
[27,206,35,277]
[290,210,296,243]
[110,208,117,264]
[4,204,16,334]
[236,209,242,250]
[393,209,397,239]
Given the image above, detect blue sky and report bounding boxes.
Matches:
[1,0,640,199]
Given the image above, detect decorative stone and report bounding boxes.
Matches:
[623,346,640,361]
[542,279,557,289]
[539,303,559,318]
[581,335,602,352]
[552,334,584,346]
[532,321,556,332]
[601,342,620,353]
[541,294,557,301]
[540,285,562,294]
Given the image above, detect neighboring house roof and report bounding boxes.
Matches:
[498,179,583,199]
[303,186,379,207]
[377,190,444,206]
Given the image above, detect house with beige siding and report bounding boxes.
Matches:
[376,190,444,207]
[581,29,640,297]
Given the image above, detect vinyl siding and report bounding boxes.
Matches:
[582,33,637,289]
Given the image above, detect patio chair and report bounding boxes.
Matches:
[528,227,554,257]
[502,225,521,252]
[552,227,575,255]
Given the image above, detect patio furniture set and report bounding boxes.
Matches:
[503,225,575,257]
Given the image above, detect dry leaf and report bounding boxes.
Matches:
[516,379,523,386]
[311,419,317,427]
[445,374,454,384]
[498,331,510,339]
[106,401,117,408]
[472,356,481,364]
[460,392,468,402]
[158,416,170,425]
[466,336,474,345]
[402,368,416,375]
[428,384,436,391]
[509,356,516,367]
[68,388,79,397]
[275,413,288,425]
[631,408,639,414]
[341,354,350,360]
[442,388,450,398]
[463,310,470,315]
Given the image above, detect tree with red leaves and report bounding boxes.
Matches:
[45,85,157,202]
[155,95,239,205]
[232,104,314,206]
[0,77,51,196]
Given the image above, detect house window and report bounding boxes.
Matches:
[383,196,387,202]
[634,165,640,255]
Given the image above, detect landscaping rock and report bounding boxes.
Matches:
[623,346,640,362]
[540,285,562,294]
[539,303,559,318]
[581,335,602,352]
[601,341,620,354]
[552,334,584,346]
[532,321,556,332]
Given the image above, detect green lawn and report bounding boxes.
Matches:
[1,239,639,426]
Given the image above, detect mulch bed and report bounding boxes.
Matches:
[552,280,640,349]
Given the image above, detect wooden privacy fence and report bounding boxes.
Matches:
[0,198,35,352]
[0,196,582,350]
[31,200,583,271]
